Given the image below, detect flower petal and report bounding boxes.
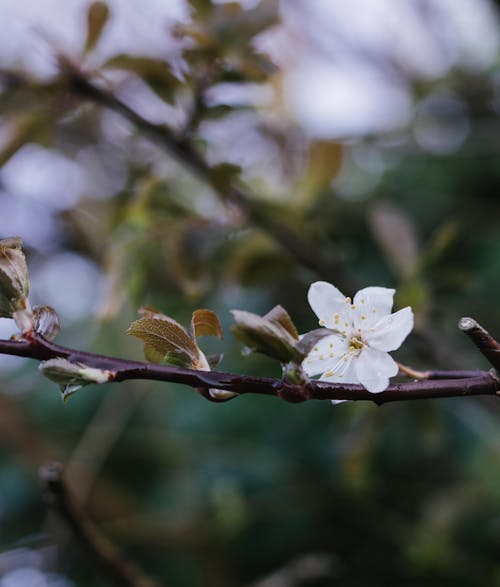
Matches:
[307,281,349,328]
[302,334,347,376]
[365,306,414,352]
[318,352,358,384]
[355,347,398,393]
[352,286,395,328]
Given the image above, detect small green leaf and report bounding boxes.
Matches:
[84,1,110,54]
[34,305,60,341]
[103,55,178,103]
[231,309,300,363]
[191,309,223,339]
[127,317,199,366]
[263,305,299,340]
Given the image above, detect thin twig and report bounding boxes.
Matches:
[40,462,162,587]
[459,316,500,372]
[1,333,498,404]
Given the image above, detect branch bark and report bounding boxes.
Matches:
[40,462,162,587]
[2,333,498,405]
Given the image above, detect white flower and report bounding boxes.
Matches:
[302,281,413,395]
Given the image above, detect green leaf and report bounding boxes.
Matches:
[103,55,178,103]
[127,317,199,366]
[84,2,110,54]
[263,305,299,340]
[191,309,223,339]
[231,309,300,363]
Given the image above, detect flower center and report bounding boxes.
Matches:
[348,335,365,354]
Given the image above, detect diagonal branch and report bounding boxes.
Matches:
[1,333,498,405]
[59,61,351,287]
[40,462,162,587]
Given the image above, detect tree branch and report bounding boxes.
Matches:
[2,332,498,405]
[40,462,162,587]
[58,61,351,287]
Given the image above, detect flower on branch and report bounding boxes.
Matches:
[302,282,413,394]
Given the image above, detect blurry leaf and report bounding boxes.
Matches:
[103,55,178,103]
[210,163,241,192]
[419,219,460,271]
[231,309,300,363]
[263,305,299,340]
[84,2,110,53]
[369,202,419,279]
[127,317,199,366]
[298,141,343,203]
[33,306,60,341]
[226,233,294,286]
[187,0,213,18]
[191,309,223,339]
[0,115,50,167]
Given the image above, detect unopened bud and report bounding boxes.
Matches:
[0,237,30,319]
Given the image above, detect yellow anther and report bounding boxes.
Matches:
[351,304,356,309]
[329,352,335,358]
[325,371,334,377]
[329,343,334,348]
[313,346,318,351]
[345,321,349,327]
[319,355,324,360]
[319,319,325,326]
[345,297,351,303]
[361,315,366,320]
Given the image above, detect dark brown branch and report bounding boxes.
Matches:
[40,462,162,587]
[59,61,350,287]
[459,316,500,372]
[2,333,499,404]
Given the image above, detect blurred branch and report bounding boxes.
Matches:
[57,60,351,287]
[0,329,498,405]
[40,462,162,587]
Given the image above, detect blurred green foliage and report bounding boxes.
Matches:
[0,1,500,585]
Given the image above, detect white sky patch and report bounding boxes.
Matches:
[285,60,412,138]
[1,144,86,210]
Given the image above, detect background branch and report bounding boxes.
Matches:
[40,462,162,587]
[59,61,351,288]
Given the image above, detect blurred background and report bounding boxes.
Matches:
[0,0,500,585]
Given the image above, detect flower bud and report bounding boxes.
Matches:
[0,237,30,318]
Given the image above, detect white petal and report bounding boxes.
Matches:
[355,347,398,393]
[352,286,395,328]
[365,307,414,352]
[307,281,349,328]
[318,352,358,384]
[302,334,347,376]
